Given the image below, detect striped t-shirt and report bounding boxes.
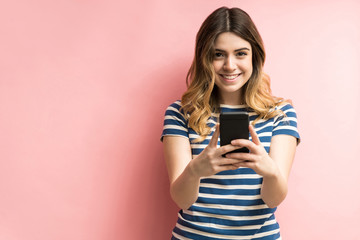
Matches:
[161,100,300,240]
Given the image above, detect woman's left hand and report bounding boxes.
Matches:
[225,125,279,178]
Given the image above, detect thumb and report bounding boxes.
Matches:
[249,125,261,145]
[209,124,220,148]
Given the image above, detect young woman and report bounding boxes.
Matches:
[161,7,300,240]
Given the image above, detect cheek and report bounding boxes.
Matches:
[214,75,221,87]
[212,61,222,72]
[247,64,253,75]
[242,60,253,73]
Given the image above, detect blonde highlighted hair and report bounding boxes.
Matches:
[181,7,289,142]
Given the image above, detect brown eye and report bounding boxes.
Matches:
[236,52,247,56]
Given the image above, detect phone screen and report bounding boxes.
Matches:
[220,112,249,154]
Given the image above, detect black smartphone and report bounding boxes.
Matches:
[220,112,249,156]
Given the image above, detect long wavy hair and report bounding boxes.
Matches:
[181,7,288,142]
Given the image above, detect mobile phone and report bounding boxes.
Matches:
[220,112,249,155]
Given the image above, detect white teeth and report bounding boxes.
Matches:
[222,74,239,80]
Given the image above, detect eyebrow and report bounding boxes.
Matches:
[215,48,250,52]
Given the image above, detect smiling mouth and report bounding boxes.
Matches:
[220,73,242,80]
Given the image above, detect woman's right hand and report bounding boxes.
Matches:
[189,124,244,178]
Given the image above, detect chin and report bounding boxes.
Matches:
[224,84,244,92]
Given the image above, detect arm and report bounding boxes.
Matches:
[261,134,297,208]
[163,125,244,209]
[163,136,200,209]
[226,125,297,208]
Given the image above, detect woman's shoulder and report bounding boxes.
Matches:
[161,100,189,141]
[274,101,298,115]
[166,100,182,110]
[269,101,299,127]
[164,100,185,115]
[164,100,187,120]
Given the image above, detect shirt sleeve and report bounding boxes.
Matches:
[272,103,301,144]
[160,100,189,141]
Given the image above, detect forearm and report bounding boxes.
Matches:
[261,167,288,208]
[170,162,201,210]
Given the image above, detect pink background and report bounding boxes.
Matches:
[1,0,359,239]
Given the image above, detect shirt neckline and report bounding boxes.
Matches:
[220,104,248,108]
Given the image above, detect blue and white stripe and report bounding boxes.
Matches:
[162,100,300,240]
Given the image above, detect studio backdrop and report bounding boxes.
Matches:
[0,0,359,239]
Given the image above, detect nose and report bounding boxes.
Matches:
[223,56,236,72]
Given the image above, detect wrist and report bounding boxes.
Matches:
[263,163,281,180]
[187,160,201,180]
[261,165,288,208]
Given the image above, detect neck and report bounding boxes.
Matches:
[218,90,243,105]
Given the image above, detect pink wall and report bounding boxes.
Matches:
[0,0,359,239]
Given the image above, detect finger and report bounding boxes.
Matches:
[249,125,261,145]
[231,139,258,153]
[217,157,248,165]
[209,123,220,148]
[233,161,255,169]
[225,152,256,162]
[216,164,239,172]
[217,144,243,156]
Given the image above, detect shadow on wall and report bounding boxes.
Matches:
[120,60,189,239]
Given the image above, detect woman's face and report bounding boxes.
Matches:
[212,32,253,103]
